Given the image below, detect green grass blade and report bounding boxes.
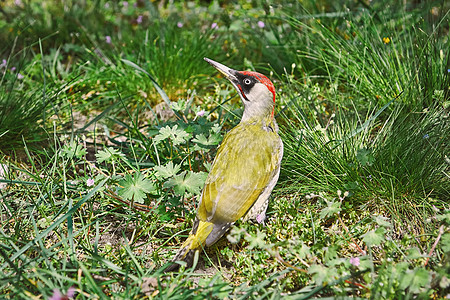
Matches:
[2,178,107,269]
[79,101,120,132]
[78,261,108,299]
[121,58,183,120]
[341,93,401,142]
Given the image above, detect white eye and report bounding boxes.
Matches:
[243,78,252,85]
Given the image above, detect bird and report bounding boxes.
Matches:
[166,57,283,271]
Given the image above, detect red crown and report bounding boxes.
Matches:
[239,71,276,103]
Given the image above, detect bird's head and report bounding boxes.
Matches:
[204,58,276,123]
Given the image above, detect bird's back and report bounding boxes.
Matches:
[197,120,283,245]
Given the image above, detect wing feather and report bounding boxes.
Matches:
[197,123,282,224]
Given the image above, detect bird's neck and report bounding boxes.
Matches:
[241,97,275,120]
[239,113,277,133]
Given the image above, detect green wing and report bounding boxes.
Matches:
[197,123,282,224]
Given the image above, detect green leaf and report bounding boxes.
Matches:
[356,148,375,166]
[118,172,156,204]
[61,140,87,159]
[96,147,125,163]
[324,245,339,262]
[373,215,392,228]
[441,233,450,253]
[343,181,359,192]
[245,229,267,250]
[229,19,246,31]
[297,242,311,259]
[361,227,386,247]
[170,99,187,112]
[192,133,221,151]
[406,247,423,260]
[164,171,207,196]
[227,226,246,244]
[308,264,337,286]
[399,267,430,294]
[203,161,213,172]
[319,200,341,218]
[154,161,181,178]
[211,124,222,134]
[192,133,209,146]
[358,256,373,270]
[153,125,190,146]
[436,210,450,225]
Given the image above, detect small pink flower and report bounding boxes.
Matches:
[105,36,111,44]
[196,110,206,117]
[122,1,128,7]
[49,286,75,300]
[136,15,143,24]
[14,0,22,5]
[49,289,62,300]
[67,287,76,298]
[211,23,218,29]
[256,214,264,224]
[0,59,6,68]
[104,2,110,9]
[177,22,183,28]
[257,21,265,28]
[349,257,360,267]
[86,178,95,187]
[17,73,24,79]
[10,67,16,72]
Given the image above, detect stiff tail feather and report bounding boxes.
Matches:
[164,220,213,272]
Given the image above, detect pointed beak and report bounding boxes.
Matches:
[204,57,238,82]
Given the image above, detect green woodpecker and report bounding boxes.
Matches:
[167,58,283,270]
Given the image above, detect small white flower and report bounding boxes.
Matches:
[0,164,9,189]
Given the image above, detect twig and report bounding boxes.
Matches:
[104,189,186,222]
[270,248,308,273]
[344,279,368,290]
[105,189,153,212]
[424,225,445,267]
[337,214,366,255]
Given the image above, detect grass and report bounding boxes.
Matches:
[276,3,449,231]
[1,0,449,299]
